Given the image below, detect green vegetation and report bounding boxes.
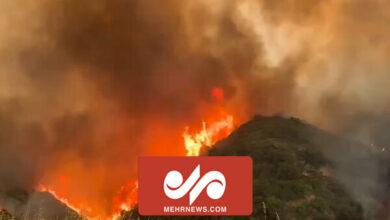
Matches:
[127,115,365,220]
[1,116,367,219]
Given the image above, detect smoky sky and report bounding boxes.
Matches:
[0,0,390,217]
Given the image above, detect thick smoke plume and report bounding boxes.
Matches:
[0,0,390,218]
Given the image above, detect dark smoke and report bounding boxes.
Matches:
[0,0,390,217]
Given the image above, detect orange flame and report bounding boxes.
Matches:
[109,180,138,220]
[38,116,235,219]
[37,87,237,219]
[184,115,234,156]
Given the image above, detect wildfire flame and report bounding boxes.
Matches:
[38,114,234,219]
[38,87,236,219]
[184,115,234,156]
[109,180,138,220]
[38,116,235,219]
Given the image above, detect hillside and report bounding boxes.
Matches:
[0,189,83,220]
[128,115,378,220]
[2,115,383,219]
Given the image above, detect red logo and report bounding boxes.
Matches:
[138,156,252,215]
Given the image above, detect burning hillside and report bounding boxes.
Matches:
[0,113,234,220]
[1,0,390,219]
[106,115,385,219]
[34,111,236,219]
[0,111,236,219]
[3,115,390,220]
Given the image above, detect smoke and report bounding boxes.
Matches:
[0,0,390,217]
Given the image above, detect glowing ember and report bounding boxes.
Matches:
[184,115,234,156]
